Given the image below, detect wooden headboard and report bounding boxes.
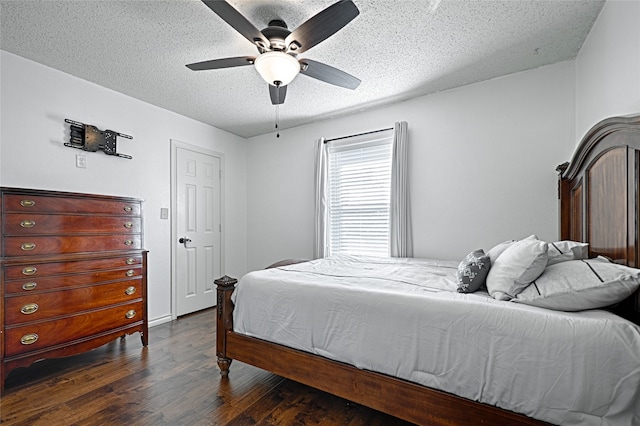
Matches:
[557,114,640,323]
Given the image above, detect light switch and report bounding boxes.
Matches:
[160,208,169,219]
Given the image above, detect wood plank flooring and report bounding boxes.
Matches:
[0,309,414,425]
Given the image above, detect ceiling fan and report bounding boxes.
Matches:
[187,0,361,105]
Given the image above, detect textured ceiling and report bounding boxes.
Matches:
[0,0,604,138]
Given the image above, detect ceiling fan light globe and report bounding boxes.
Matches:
[254,51,300,86]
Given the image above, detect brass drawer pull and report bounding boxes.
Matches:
[20,303,39,315]
[124,222,133,229]
[123,206,133,212]
[125,310,136,319]
[21,242,36,251]
[22,282,38,291]
[126,269,135,277]
[22,266,37,275]
[125,286,136,295]
[126,258,136,265]
[20,199,36,207]
[124,240,133,246]
[20,333,39,345]
[20,219,36,228]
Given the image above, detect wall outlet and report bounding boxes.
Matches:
[160,208,169,219]
[76,154,86,168]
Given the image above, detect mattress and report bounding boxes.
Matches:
[232,255,640,425]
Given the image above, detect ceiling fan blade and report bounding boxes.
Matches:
[299,59,360,90]
[285,0,359,54]
[269,84,287,105]
[201,0,269,48]
[186,56,255,71]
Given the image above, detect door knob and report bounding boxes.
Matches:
[179,237,191,248]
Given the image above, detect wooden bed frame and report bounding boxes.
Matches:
[215,114,640,426]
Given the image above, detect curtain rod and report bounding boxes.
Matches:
[324,126,394,143]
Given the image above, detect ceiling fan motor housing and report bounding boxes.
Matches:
[261,22,292,52]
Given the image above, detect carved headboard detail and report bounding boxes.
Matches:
[558,114,640,323]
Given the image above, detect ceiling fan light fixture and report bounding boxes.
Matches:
[254,51,300,86]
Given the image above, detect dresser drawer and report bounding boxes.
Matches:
[3,255,143,280]
[3,234,142,256]
[4,301,144,357]
[3,214,141,235]
[5,279,143,325]
[2,194,140,216]
[4,266,142,294]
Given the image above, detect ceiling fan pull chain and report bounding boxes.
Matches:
[275,103,280,138]
[275,81,281,138]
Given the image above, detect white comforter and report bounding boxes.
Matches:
[232,255,640,425]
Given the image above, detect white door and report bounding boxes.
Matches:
[175,145,222,316]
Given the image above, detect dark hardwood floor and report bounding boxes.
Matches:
[0,309,414,425]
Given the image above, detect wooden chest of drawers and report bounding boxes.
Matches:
[0,187,148,391]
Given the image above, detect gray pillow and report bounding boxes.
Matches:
[456,249,491,293]
[514,257,640,311]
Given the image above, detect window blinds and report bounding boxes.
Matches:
[327,137,393,257]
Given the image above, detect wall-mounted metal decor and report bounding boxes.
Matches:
[64,118,133,159]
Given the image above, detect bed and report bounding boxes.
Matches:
[215,114,640,426]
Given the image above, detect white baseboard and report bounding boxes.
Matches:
[148,315,173,328]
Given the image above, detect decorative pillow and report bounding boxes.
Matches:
[546,241,589,266]
[485,238,548,301]
[486,234,537,265]
[456,249,491,293]
[513,257,640,311]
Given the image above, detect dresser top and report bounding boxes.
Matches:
[1,187,143,203]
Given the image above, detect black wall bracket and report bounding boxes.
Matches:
[64,118,133,159]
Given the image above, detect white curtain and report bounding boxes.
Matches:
[313,137,328,259]
[390,121,413,257]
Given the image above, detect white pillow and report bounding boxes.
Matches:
[485,238,548,301]
[513,257,640,311]
[486,240,516,265]
[486,234,537,265]
[546,241,589,266]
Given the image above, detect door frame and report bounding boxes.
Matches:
[170,139,225,320]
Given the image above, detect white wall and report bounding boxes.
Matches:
[575,0,640,139]
[246,62,577,271]
[0,51,248,324]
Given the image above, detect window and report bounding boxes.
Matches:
[326,131,393,257]
[314,122,411,259]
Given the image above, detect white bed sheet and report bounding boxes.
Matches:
[232,255,640,425]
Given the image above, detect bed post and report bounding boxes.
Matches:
[215,275,237,377]
[556,162,570,240]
